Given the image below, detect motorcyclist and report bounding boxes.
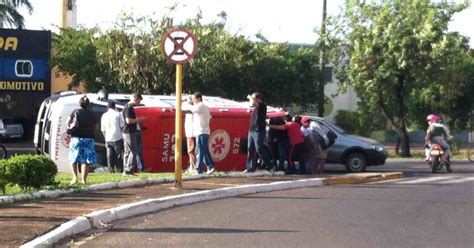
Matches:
[425,114,453,172]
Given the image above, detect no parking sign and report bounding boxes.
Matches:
[161,27,198,188]
[162,27,198,64]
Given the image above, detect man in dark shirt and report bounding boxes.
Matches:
[122,93,147,175]
[244,92,273,172]
[67,96,97,184]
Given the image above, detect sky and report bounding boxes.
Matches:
[19,0,474,47]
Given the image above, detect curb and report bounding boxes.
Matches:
[20,172,401,247]
[324,172,402,185]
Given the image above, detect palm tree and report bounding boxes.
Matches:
[0,0,33,29]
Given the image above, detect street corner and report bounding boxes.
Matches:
[323,172,403,186]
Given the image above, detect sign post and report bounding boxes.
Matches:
[162,27,198,189]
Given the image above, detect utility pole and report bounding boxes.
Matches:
[317,0,327,117]
[61,0,77,28]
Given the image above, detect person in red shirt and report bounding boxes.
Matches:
[269,115,306,174]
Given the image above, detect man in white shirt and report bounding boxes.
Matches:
[186,92,215,175]
[101,100,125,173]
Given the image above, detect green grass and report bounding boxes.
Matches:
[1,172,174,196]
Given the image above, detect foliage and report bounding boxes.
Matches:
[450,137,461,153]
[0,0,33,29]
[334,110,360,134]
[51,9,322,107]
[6,155,58,190]
[355,100,388,136]
[97,13,174,94]
[408,36,474,132]
[0,159,9,194]
[331,0,471,156]
[51,27,117,92]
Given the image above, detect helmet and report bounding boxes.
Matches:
[426,114,439,123]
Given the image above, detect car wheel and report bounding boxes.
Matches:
[345,152,367,172]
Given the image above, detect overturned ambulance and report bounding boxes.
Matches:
[34,91,284,172]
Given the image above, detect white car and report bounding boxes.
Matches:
[0,117,24,141]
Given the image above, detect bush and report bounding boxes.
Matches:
[450,137,460,153]
[7,155,58,190]
[0,159,9,194]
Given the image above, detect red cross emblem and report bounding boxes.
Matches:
[209,129,230,162]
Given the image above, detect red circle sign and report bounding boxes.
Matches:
[162,27,198,64]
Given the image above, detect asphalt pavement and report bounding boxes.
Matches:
[74,177,473,248]
[0,170,401,247]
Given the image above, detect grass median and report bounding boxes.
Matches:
[1,172,174,196]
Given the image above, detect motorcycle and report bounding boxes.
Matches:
[427,143,452,173]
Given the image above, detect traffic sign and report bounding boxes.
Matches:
[161,27,199,188]
[162,27,198,64]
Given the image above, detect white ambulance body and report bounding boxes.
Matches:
[34,91,172,172]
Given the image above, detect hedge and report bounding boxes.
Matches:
[0,154,58,193]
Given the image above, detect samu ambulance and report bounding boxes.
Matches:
[34,91,284,172]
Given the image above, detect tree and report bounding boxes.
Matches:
[97,12,175,94]
[51,27,117,93]
[333,0,471,156]
[51,9,322,109]
[0,0,33,29]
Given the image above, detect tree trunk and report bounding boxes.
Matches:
[397,129,411,157]
[376,89,411,157]
[395,137,400,155]
[395,75,410,157]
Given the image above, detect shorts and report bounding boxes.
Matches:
[68,137,97,165]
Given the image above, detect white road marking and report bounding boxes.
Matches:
[438,176,474,184]
[397,176,457,184]
[372,175,474,185]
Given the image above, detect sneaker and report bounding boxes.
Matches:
[206,168,216,175]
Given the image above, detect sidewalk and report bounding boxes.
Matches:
[0,172,401,247]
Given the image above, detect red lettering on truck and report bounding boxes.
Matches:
[54,116,62,161]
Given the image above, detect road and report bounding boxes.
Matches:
[62,160,474,247]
